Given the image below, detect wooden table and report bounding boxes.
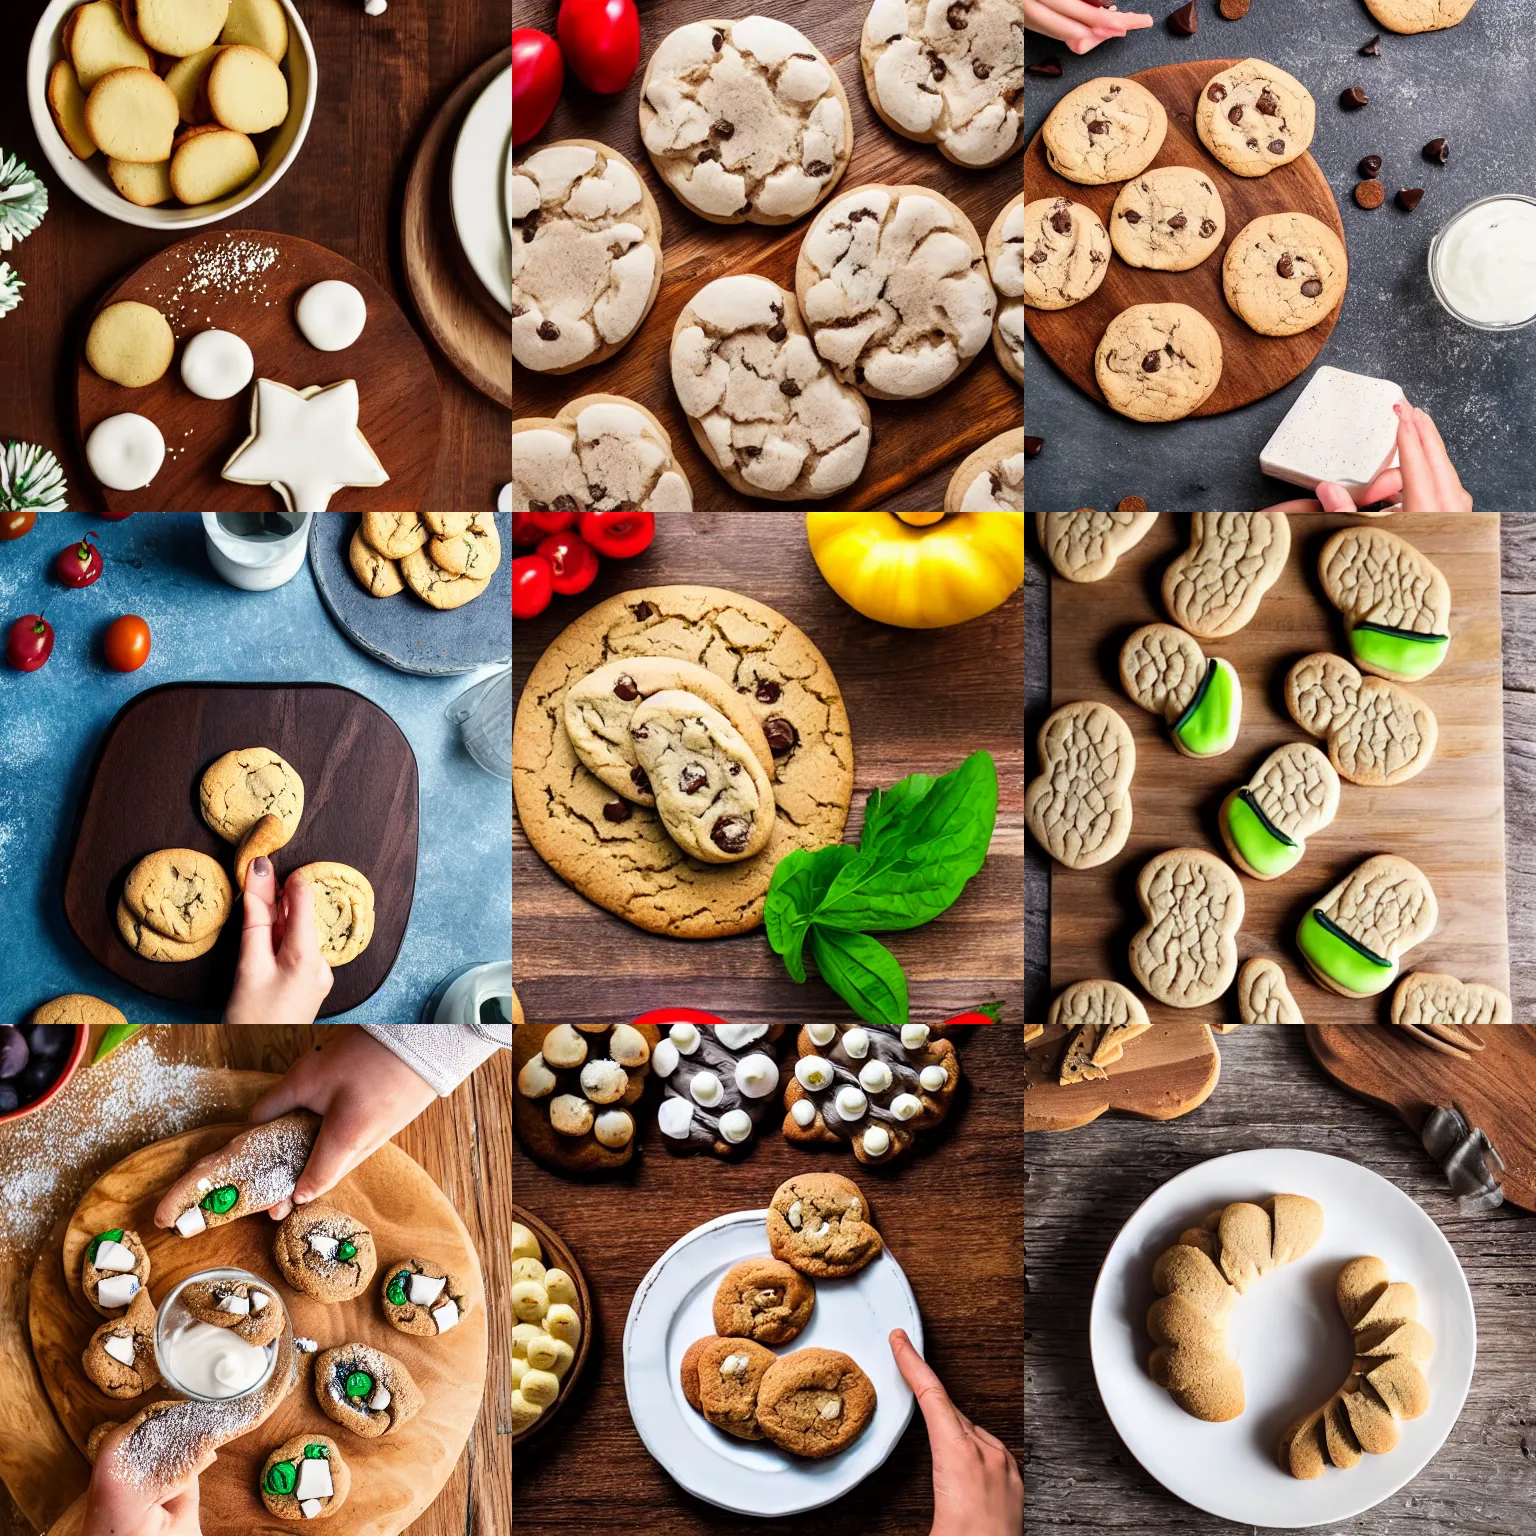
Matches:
[1025,1023,1535,1534]
[512,1022,1024,1534]
[0,1026,511,1536]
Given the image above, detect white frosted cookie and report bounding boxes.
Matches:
[944,428,1023,511]
[861,0,1024,169]
[795,184,995,399]
[987,192,1024,384]
[510,394,693,512]
[670,274,871,500]
[510,141,663,374]
[639,16,852,226]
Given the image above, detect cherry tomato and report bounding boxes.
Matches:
[579,511,654,560]
[56,533,104,587]
[97,512,134,520]
[104,614,151,672]
[943,1004,1003,1026]
[511,514,544,547]
[513,555,554,619]
[0,512,37,539]
[557,0,640,95]
[6,615,54,671]
[513,28,565,147]
[536,531,600,596]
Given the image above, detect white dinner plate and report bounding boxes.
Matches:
[450,65,511,312]
[624,1208,921,1517]
[1089,1148,1476,1528]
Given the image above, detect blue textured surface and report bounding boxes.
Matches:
[0,513,511,1024]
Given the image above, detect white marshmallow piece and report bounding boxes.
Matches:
[790,1099,817,1127]
[408,1272,447,1306]
[91,1239,137,1272]
[300,1500,323,1520]
[250,1291,269,1310]
[294,1458,334,1501]
[900,1023,930,1049]
[859,1059,894,1094]
[835,1085,868,1121]
[432,1298,461,1333]
[218,1294,252,1316]
[174,1206,207,1238]
[734,1052,780,1099]
[369,1383,392,1411]
[307,1233,341,1260]
[807,1022,837,1046]
[719,1109,753,1144]
[657,1097,695,1139]
[95,1274,140,1308]
[651,1038,680,1077]
[670,1022,700,1053]
[842,1028,870,1059]
[103,1334,137,1367]
[796,1056,834,1091]
[862,1125,892,1157]
[690,1071,724,1107]
[715,1023,767,1049]
[920,1065,948,1092]
[890,1093,923,1120]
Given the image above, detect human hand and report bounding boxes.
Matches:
[1311,402,1472,514]
[84,1427,212,1536]
[223,859,334,1025]
[1024,0,1152,53]
[891,1329,1023,1536]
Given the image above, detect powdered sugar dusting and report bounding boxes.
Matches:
[167,1110,318,1226]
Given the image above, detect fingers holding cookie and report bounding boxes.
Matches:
[1121,624,1242,758]
[1130,848,1245,1010]
[1025,700,1136,870]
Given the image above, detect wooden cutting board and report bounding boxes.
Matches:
[76,232,443,512]
[1044,512,1508,1026]
[29,1123,486,1536]
[63,684,419,1017]
[1306,1025,1536,1213]
[1024,1020,1219,1132]
[1023,57,1345,417]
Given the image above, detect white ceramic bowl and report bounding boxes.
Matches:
[27,0,316,231]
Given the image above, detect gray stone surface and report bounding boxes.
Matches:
[1023,2,1536,512]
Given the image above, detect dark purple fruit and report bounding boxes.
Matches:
[0,1026,29,1080]
[18,1057,57,1103]
[0,1084,19,1114]
[27,1024,69,1057]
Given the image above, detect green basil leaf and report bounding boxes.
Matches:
[766,845,860,980]
[858,772,934,856]
[808,927,909,1025]
[811,861,973,932]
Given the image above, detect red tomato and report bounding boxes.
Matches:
[557,0,640,95]
[0,512,37,539]
[56,534,104,587]
[97,512,134,520]
[579,511,654,559]
[6,614,53,671]
[536,532,600,595]
[513,555,554,619]
[513,28,564,147]
[104,614,151,671]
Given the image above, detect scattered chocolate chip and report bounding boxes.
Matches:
[1355,179,1385,209]
[1423,137,1449,164]
[631,723,649,740]
[1268,139,1285,153]
[1024,436,1044,462]
[1168,213,1188,229]
[1051,207,1073,233]
[763,718,797,754]
[511,302,525,318]
[1164,341,1174,355]
[696,148,719,163]
[1359,153,1382,177]
[1228,104,1244,124]
[1142,351,1161,372]
[947,0,969,25]
[553,494,578,510]
[928,51,947,79]
[1026,57,1063,77]
[613,673,640,701]
[630,766,650,792]
[679,763,708,795]
[1340,86,1368,110]
[974,61,991,78]
[806,160,832,176]
[1218,0,1248,15]
[715,120,735,139]
[712,29,723,48]
[711,816,752,853]
[780,379,801,396]
[1088,119,1108,135]
[855,366,866,385]
[1118,495,1148,514]
[631,601,653,619]
[1121,209,1142,224]
[1396,187,1425,211]
[1206,83,1227,102]
[1360,33,1380,55]
[1255,88,1279,116]
[1276,254,1294,278]
[603,801,632,823]
[767,322,788,342]
[1199,218,1217,237]
[1301,278,1323,297]
[537,320,560,341]
[755,679,782,704]
[1168,0,1198,35]
[1029,250,1047,264]
[520,209,540,240]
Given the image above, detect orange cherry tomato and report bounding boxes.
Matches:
[104,614,151,671]
[1,512,37,539]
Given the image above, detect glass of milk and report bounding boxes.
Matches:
[1429,195,1536,331]
[155,1267,283,1400]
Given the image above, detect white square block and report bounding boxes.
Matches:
[1259,366,1404,496]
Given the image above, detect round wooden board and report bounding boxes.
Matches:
[402,49,513,412]
[510,1203,592,1450]
[76,233,443,512]
[29,1124,487,1536]
[1023,57,1346,418]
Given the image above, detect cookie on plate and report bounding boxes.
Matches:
[756,1347,877,1458]
[652,1019,785,1157]
[766,1172,883,1278]
[81,1227,150,1317]
[1042,76,1166,185]
[83,1288,161,1399]
[693,1336,777,1439]
[679,1334,721,1414]
[945,427,1023,511]
[314,1344,423,1439]
[1110,166,1226,273]
[1224,213,1347,337]
[273,1204,377,1301]
[1195,59,1315,178]
[381,1258,472,1337]
[182,1276,283,1346]
[400,547,490,611]
[288,863,374,968]
[260,1434,350,1522]
[162,1109,320,1238]
[987,192,1024,384]
[713,1257,815,1344]
[428,514,500,580]
[200,747,305,844]
[361,513,427,559]
[1095,302,1223,423]
[86,301,175,388]
[349,525,402,597]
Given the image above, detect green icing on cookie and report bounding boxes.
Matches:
[1227,790,1300,879]
[344,1371,374,1399]
[201,1185,239,1215]
[1349,622,1449,679]
[1298,909,1395,996]
[304,1443,329,1460]
[1173,658,1240,757]
[88,1229,124,1264]
[387,1271,410,1306]
[265,1460,297,1497]
[336,1240,357,1263]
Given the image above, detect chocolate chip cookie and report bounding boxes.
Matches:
[713,1257,815,1344]
[427,513,501,580]
[400,547,491,611]
[513,587,853,939]
[1223,212,1347,336]
[200,747,305,845]
[767,1172,883,1278]
[361,513,428,559]
[1195,59,1315,178]
[1022,196,1110,311]
[1042,76,1167,185]
[349,525,403,597]
[756,1348,877,1458]
[1094,302,1223,422]
[1365,0,1477,32]
[1110,166,1226,272]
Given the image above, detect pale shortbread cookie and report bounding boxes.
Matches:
[511,142,664,374]
[1025,700,1135,871]
[987,192,1024,383]
[1163,510,1291,638]
[1130,848,1244,1010]
[220,0,289,60]
[290,862,375,967]
[1195,59,1316,178]
[1224,213,1347,337]
[109,158,174,206]
[861,0,1024,168]
[1048,981,1150,1085]
[796,184,994,399]
[1120,623,1242,759]
[66,0,152,90]
[1219,742,1339,882]
[1022,197,1109,313]
[205,44,288,134]
[510,394,693,512]
[1284,652,1437,787]
[1297,855,1438,1001]
[1364,0,1476,33]
[1042,76,1165,185]
[1236,958,1305,1024]
[169,125,258,204]
[945,428,1022,511]
[670,274,871,501]
[1318,527,1452,683]
[84,68,179,164]
[639,16,852,225]
[1392,974,1510,1048]
[130,0,231,55]
[49,60,99,162]
[1035,509,1157,583]
[164,47,221,123]
[1095,302,1223,423]
[86,300,174,388]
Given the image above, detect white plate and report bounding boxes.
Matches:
[624,1208,921,1517]
[1089,1148,1476,1529]
[450,66,511,313]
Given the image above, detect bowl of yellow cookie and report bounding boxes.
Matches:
[27,0,316,230]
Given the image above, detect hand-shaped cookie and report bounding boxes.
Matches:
[1392,972,1509,1054]
[1298,855,1438,1000]
[1036,509,1158,582]
[1285,652,1437,787]
[1025,701,1136,870]
[1121,623,1242,758]
[1219,742,1340,881]
[1129,848,1245,1010]
[1236,958,1304,1023]
[1046,981,1150,1084]
[1319,527,1452,682]
[1163,510,1290,639]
